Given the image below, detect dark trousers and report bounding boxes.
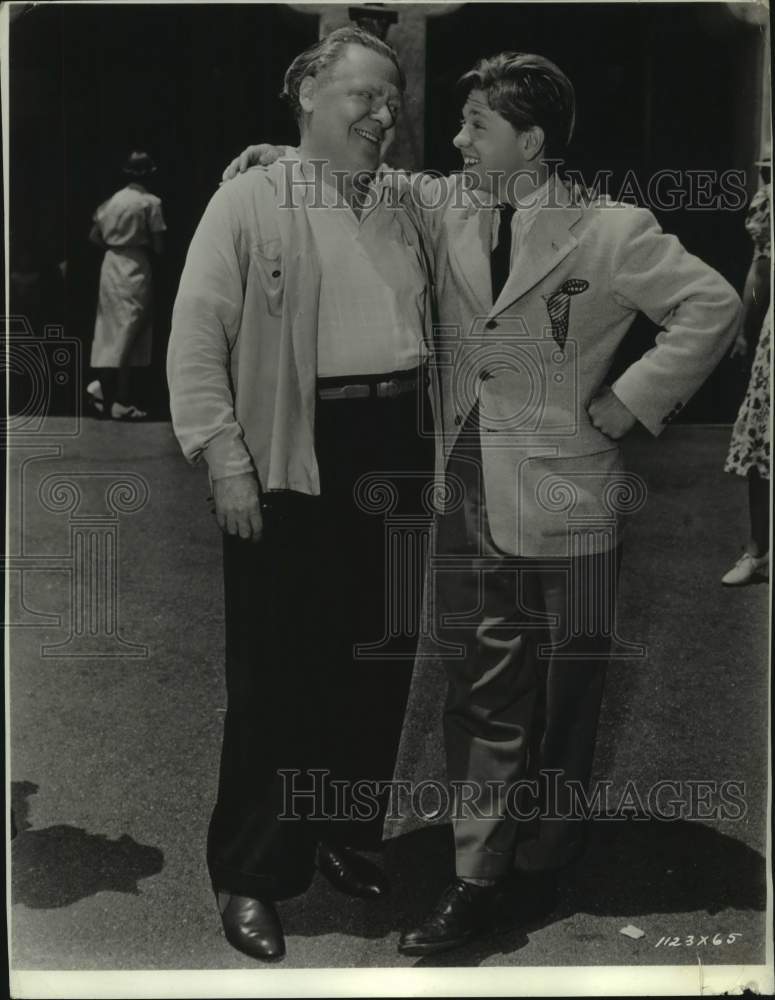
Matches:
[435,412,621,878]
[207,386,434,900]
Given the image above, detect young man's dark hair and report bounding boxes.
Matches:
[458,52,576,161]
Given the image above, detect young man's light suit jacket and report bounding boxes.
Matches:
[414,172,741,557]
[385,173,741,839]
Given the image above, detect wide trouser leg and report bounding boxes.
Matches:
[434,425,541,881]
[207,500,325,901]
[207,386,434,897]
[514,546,621,872]
[314,389,433,848]
[438,560,541,881]
[436,409,620,879]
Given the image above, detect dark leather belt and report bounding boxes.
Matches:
[317,368,423,401]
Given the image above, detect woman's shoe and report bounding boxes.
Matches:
[85,380,105,416]
[721,551,769,586]
[110,401,148,420]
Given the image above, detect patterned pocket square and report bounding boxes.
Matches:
[543,278,590,349]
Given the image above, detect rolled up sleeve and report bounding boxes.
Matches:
[167,185,256,480]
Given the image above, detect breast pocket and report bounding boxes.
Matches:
[250,239,284,316]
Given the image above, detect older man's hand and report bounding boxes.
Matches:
[587,387,637,440]
[222,144,285,182]
[212,473,263,542]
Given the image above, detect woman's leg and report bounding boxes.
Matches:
[747,468,770,557]
[115,365,132,407]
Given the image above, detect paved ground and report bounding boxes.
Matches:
[8,418,771,977]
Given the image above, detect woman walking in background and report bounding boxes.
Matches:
[87,150,166,420]
[722,146,771,586]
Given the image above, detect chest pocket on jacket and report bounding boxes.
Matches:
[251,239,284,316]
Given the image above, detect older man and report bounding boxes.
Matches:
[168,27,437,961]
[227,50,740,955]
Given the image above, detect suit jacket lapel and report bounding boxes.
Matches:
[489,181,583,318]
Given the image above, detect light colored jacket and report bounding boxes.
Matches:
[420,173,742,556]
[385,173,742,840]
[167,159,438,491]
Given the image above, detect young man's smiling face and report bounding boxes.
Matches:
[453,88,538,197]
[300,44,401,175]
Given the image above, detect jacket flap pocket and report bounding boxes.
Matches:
[252,237,281,261]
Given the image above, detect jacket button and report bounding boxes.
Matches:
[272,269,281,278]
[485,320,498,330]
[454,414,463,425]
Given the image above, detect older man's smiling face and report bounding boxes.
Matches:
[300,44,401,175]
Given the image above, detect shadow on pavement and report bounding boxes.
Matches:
[280,817,764,964]
[11,786,164,908]
[566,812,766,917]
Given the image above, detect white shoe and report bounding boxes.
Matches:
[721,551,769,586]
[86,380,104,415]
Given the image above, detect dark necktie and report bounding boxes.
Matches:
[490,203,516,303]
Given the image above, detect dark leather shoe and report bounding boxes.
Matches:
[398,879,500,955]
[315,842,389,898]
[218,892,285,961]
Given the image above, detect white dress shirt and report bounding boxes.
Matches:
[299,160,427,377]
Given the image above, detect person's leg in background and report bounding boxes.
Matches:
[87,365,147,419]
[747,467,770,561]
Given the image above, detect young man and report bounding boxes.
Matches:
[227,50,740,956]
[168,27,437,961]
[397,53,740,955]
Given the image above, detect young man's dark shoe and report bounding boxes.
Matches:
[398,878,501,956]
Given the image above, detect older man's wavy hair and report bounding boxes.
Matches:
[281,26,405,123]
[458,52,576,160]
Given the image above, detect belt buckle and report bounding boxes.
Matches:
[342,383,370,399]
[377,379,401,399]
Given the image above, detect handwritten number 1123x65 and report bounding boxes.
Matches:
[654,933,742,948]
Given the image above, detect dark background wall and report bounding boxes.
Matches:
[9,3,318,414]
[8,2,768,420]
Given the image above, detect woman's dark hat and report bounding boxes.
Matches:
[122,151,157,177]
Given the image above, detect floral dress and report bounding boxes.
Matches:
[724,183,771,480]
